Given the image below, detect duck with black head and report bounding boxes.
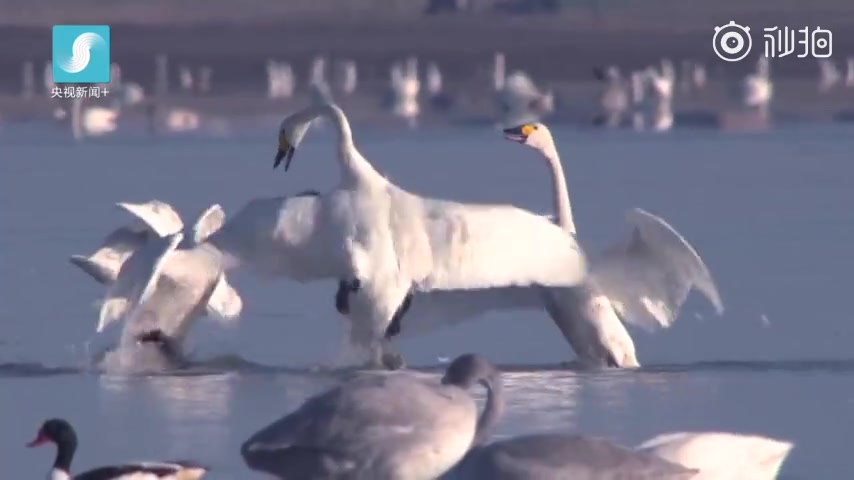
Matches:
[27,418,207,479]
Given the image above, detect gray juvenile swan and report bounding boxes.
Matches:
[240,353,502,479]
[502,122,723,366]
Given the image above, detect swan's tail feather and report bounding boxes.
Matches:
[70,255,114,285]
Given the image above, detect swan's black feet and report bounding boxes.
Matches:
[136,329,181,361]
[384,292,413,340]
[381,352,406,371]
[335,278,362,315]
[136,329,168,345]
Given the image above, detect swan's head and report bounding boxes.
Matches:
[441,353,501,390]
[274,114,313,171]
[503,122,554,152]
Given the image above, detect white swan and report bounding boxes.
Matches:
[636,431,794,480]
[76,202,242,357]
[270,102,587,367]
[241,353,502,479]
[501,122,723,366]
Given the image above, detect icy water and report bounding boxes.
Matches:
[2,124,854,478]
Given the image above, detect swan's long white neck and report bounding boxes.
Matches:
[473,378,504,446]
[316,104,385,186]
[540,141,576,235]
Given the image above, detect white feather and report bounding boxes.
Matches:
[636,431,794,480]
[590,208,724,330]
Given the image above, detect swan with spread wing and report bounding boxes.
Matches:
[73,201,242,364]
[72,104,588,369]
[500,122,724,366]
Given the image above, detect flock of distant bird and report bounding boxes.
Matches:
[12,50,854,139]
[22,97,797,478]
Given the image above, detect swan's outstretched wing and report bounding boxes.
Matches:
[117,200,184,237]
[414,201,588,291]
[70,201,184,285]
[636,431,794,480]
[97,233,184,333]
[209,192,350,281]
[192,204,226,245]
[70,226,151,285]
[590,208,723,330]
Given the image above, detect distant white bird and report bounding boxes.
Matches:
[594,66,629,128]
[743,57,773,118]
[496,70,554,125]
[818,59,842,92]
[389,57,421,127]
[501,122,723,366]
[644,63,675,132]
[310,55,329,93]
[266,60,295,99]
[336,59,358,95]
[425,61,443,97]
[636,431,794,480]
[179,65,194,92]
[692,62,708,91]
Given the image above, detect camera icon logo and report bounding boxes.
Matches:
[713,21,752,62]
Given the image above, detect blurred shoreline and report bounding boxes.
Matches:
[2,3,854,130]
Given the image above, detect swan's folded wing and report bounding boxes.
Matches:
[117,200,184,237]
[415,202,588,291]
[96,233,184,332]
[590,208,723,330]
[70,226,152,285]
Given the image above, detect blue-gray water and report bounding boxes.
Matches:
[2,124,853,478]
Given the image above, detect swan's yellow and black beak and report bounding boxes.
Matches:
[274,132,296,171]
[503,124,535,143]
